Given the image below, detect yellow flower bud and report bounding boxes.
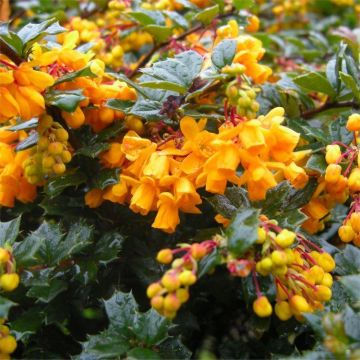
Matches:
[348,168,360,192]
[325,164,342,184]
[317,253,336,273]
[178,270,197,286]
[346,113,360,131]
[0,273,20,292]
[151,295,164,310]
[253,296,272,317]
[275,229,296,248]
[0,335,17,354]
[338,225,355,243]
[271,250,288,266]
[256,227,267,244]
[163,293,181,312]
[146,283,162,298]
[0,249,10,263]
[350,212,360,233]
[325,144,341,164]
[289,295,310,314]
[275,301,292,321]
[315,285,332,302]
[161,273,180,291]
[156,249,173,264]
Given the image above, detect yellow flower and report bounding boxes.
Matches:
[284,162,308,189]
[152,192,180,233]
[85,189,104,208]
[130,177,158,215]
[174,177,202,213]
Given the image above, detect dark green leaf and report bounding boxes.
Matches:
[0,216,21,246]
[340,275,360,301]
[225,208,260,256]
[93,231,124,264]
[133,309,170,345]
[105,99,134,112]
[340,71,360,102]
[26,278,67,303]
[54,66,96,85]
[44,171,87,198]
[305,154,327,174]
[92,168,120,190]
[45,89,86,112]
[127,348,161,360]
[197,248,221,277]
[335,245,360,275]
[0,296,16,319]
[343,305,360,341]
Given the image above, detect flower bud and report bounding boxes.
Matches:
[275,229,296,248]
[338,225,355,243]
[325,144,341,164]
[289,295,310,313]
[156,249,173,264]
[346,113,360,131]
[146,283,162,298]
[275,301,292,321]
[0,273,20,292]
[325,164,342,184]
[178,270,197,286]
[253,296,272,317]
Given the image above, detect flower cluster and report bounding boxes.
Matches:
[149,216,335,320]
[249,218,334,320]
[86,107,307,232]
[0,319,17,359]
[225,82,259,120]
[23,114,72,184]
[0,130,36,207]
[0,56,54,122]
[147,240,218,319]
[215,20,272,84]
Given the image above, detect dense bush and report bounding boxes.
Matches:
[0,0,359,358]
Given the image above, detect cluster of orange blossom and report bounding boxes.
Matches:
[147,215,335,319]
[86,107,309,233]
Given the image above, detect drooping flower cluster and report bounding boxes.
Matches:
[149,215,335,320]
[147,241,217,319]
[250,218,334,320]
[86,107,308,232]
[22,114,72,185]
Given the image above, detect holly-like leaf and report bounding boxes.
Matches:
[225,208,260,256]
[44,171,87,198]
[15,131,39,151]
[305,154,327,174]
[340,71,360,102]
[93,231,124,265]
[54,66,96,85]
[17,18,65,53]
[335,245,360,275]
[0,216,21,246]
[8,118,38,131]
[26,278,68,303]
[340,275,360,301]
[211,39,237,69]
[45,89,86,112]
[78,291,177,359]
[127,348,161,360]
[0,296,16,319]
[92,168,120,190]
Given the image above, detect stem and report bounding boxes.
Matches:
[128,8,236,79]
[252,271,262,298]
[302,101,360,119]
